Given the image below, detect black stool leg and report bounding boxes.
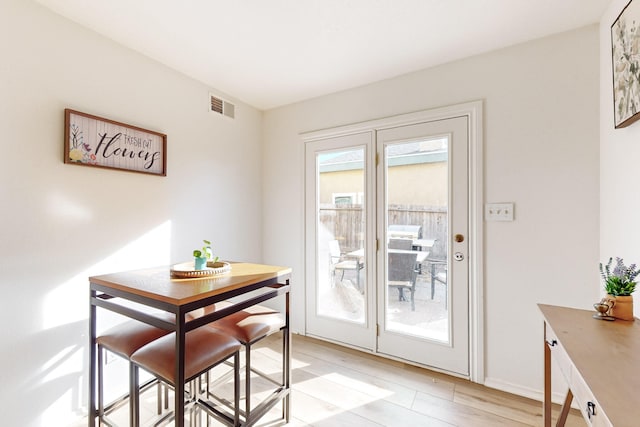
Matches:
[235,352,241,427]
[97,345,104,422]
[132,365,140,427]
[244,342,251,421]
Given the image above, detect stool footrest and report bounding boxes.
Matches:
[245,387,290,427]
[197,398,242,426]
[101,377,159,416]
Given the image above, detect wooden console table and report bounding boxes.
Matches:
[539,304,640,427]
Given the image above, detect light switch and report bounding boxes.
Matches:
[485,203,514,221]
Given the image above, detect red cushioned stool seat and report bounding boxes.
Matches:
[96,316,173,426]
[212,305,284,344]
[131,327,242,426]
[196,304,285,425]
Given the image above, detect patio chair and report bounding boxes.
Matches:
[427,257,447,305]
[388,251,419,311]
[329,239,364,290]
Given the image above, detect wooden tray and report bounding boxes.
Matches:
[170,261,231,278]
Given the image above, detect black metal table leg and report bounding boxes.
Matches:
[175,313,186,427]
[89,289,97,427]
[284,284,291,422]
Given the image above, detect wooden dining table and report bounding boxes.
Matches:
[88,261,292,427]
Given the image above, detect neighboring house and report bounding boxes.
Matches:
[318,139,449,250]
[318,138,448,207]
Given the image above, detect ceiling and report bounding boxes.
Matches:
[36,0,610,110]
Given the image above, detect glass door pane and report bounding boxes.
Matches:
[305,130,374,350]
[316,148,366,323]
[384,137,449,341]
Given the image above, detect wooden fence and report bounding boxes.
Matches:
[319,204,448,256]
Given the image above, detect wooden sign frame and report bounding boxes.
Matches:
[612,0,640,128]
[64,109,167,176]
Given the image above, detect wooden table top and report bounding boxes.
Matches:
[538,304,640,425]
[89,261,291,306]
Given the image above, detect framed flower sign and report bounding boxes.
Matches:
[64,109,167,176]
[612,0,640,128]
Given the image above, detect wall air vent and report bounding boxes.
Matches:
[209,93,235,119]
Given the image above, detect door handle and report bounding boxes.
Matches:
[587,401,596,419]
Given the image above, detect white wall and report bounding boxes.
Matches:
[0,1,263,425]
[0,1,603,423]
[600,1,640,314]
[263,26,600,399]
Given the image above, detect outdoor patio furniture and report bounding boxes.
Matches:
[329,240,364,290]
[427,257,447,305]
[388,238,413,250]
[388,251,420,311]
[388,224,423,239]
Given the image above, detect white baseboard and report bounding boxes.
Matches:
[483,377,578,409]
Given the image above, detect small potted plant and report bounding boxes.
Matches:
[599,257,639,321]
[193,239,218,270]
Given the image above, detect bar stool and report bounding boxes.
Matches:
[198,304,285,424]
[130,327,242,426]
[96,316,173,426]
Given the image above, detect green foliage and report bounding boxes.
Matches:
[599,257,639,296]
[193,239,218,262]
[604,276,637,296]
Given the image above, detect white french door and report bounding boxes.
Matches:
[376,117,469,375]
[304,103,481,378]
[304,131,376,350]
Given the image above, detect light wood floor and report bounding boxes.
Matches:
[91,333,586,426]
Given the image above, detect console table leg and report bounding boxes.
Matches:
[556,389,573,427]
[544,322,551,427]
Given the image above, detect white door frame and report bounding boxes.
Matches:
[302,100,484,383]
